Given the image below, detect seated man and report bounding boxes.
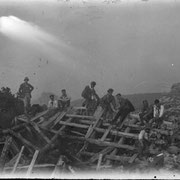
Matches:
[59,89,71,111]
[111,94,135,127]
[41,95,58,122]
[138,125,151,158]
[100,88,117,122]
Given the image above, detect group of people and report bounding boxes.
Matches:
[17,77,71,114]
[17,77,164,130]
[81,81,135,126]
[138,99,165,157]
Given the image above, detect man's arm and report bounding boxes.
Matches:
[29,84,34,92]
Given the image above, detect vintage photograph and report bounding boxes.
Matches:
[0,0,180,178]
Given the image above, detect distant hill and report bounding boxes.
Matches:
[71,92,166,110]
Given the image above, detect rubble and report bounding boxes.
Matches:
[0,83,180,177]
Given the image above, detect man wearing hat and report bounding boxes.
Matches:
[18,77,34,114]
[100,88,117,122]
[81,81,100,115]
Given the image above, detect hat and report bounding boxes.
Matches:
[24,77,29,81]
[90,81,96,86]
[107,88,114,93]
[50,94,54,98]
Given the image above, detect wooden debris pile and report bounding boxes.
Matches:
[0,103,180,177]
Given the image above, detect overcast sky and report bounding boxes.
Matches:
[0,0,180,101]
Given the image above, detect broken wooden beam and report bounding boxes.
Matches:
[66,114,95,120]
[61,134,136,151]
[9,130,38,153]
[0,136,13,172]
[11,146,25,174]
[26,150,39,176]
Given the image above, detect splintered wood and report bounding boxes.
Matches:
[0,106,147,174]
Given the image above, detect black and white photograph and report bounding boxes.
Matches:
[0,0,180,178]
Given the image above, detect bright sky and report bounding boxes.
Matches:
[0,0,179,101]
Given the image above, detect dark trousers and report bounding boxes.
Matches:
[111,107,131,126]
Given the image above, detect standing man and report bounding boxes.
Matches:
[139,100,150,125]
[18,77,34,114]
[81,81,100,115]
[111,93,135,127]
[100,88,117,122]
[149,99,164,128]
[59,89,71,111]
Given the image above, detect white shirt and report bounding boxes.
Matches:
[48,100,58,109]
[59,94,71,102]
[153,105,164,118]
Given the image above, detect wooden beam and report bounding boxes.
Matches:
[51,156,65,177]
[66,114,95,120]
[85,106,104,139]
[30,122,51,143]
[61,134,136,151]
[26,150,39,176]
[88,147,114,163]
[0,136,13,172]
[100,126,112,141]
[59,121,89,129]
[9,130,38,153]
[37,116,75,163]
[128,153,138,164]
[105,118,138,165]
[105,155,131,162]
[51,111,67,128]
[96,154,103,170]
[30,110,49,122]
[11,146,25,174]
[40,111,61,127]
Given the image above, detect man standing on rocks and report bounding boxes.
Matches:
[18,77,34,114]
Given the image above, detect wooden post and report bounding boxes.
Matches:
[96,154,103,171]
[11,146,25,174]
[0,136,12,172]
[26,150,39,176]
[100,125,112,141]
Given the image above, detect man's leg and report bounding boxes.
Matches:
[111,108,123,124]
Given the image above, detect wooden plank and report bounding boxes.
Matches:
[96,154,103,171]
[95,127,138,139]
[105,118,138,165]
[105,155,131,162]
[100,125,112,141]
[51,156,65,177]
[89,147,113,163]
[40,111,61,127]
[11,146,25,174]
[59,121,89,129]
[30,110,49,122]
[61,134,136,151]
[85,106,104,139]
[128,153,138,164]
[4,164,55,171]
[37,116,75,163]
[0,136,13,172]
[10,140,20,155]
[30,122,51,143]
[9,130,38,153]
[66,114,95,120]
[26,150,39,176]
[51,111,67,128]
